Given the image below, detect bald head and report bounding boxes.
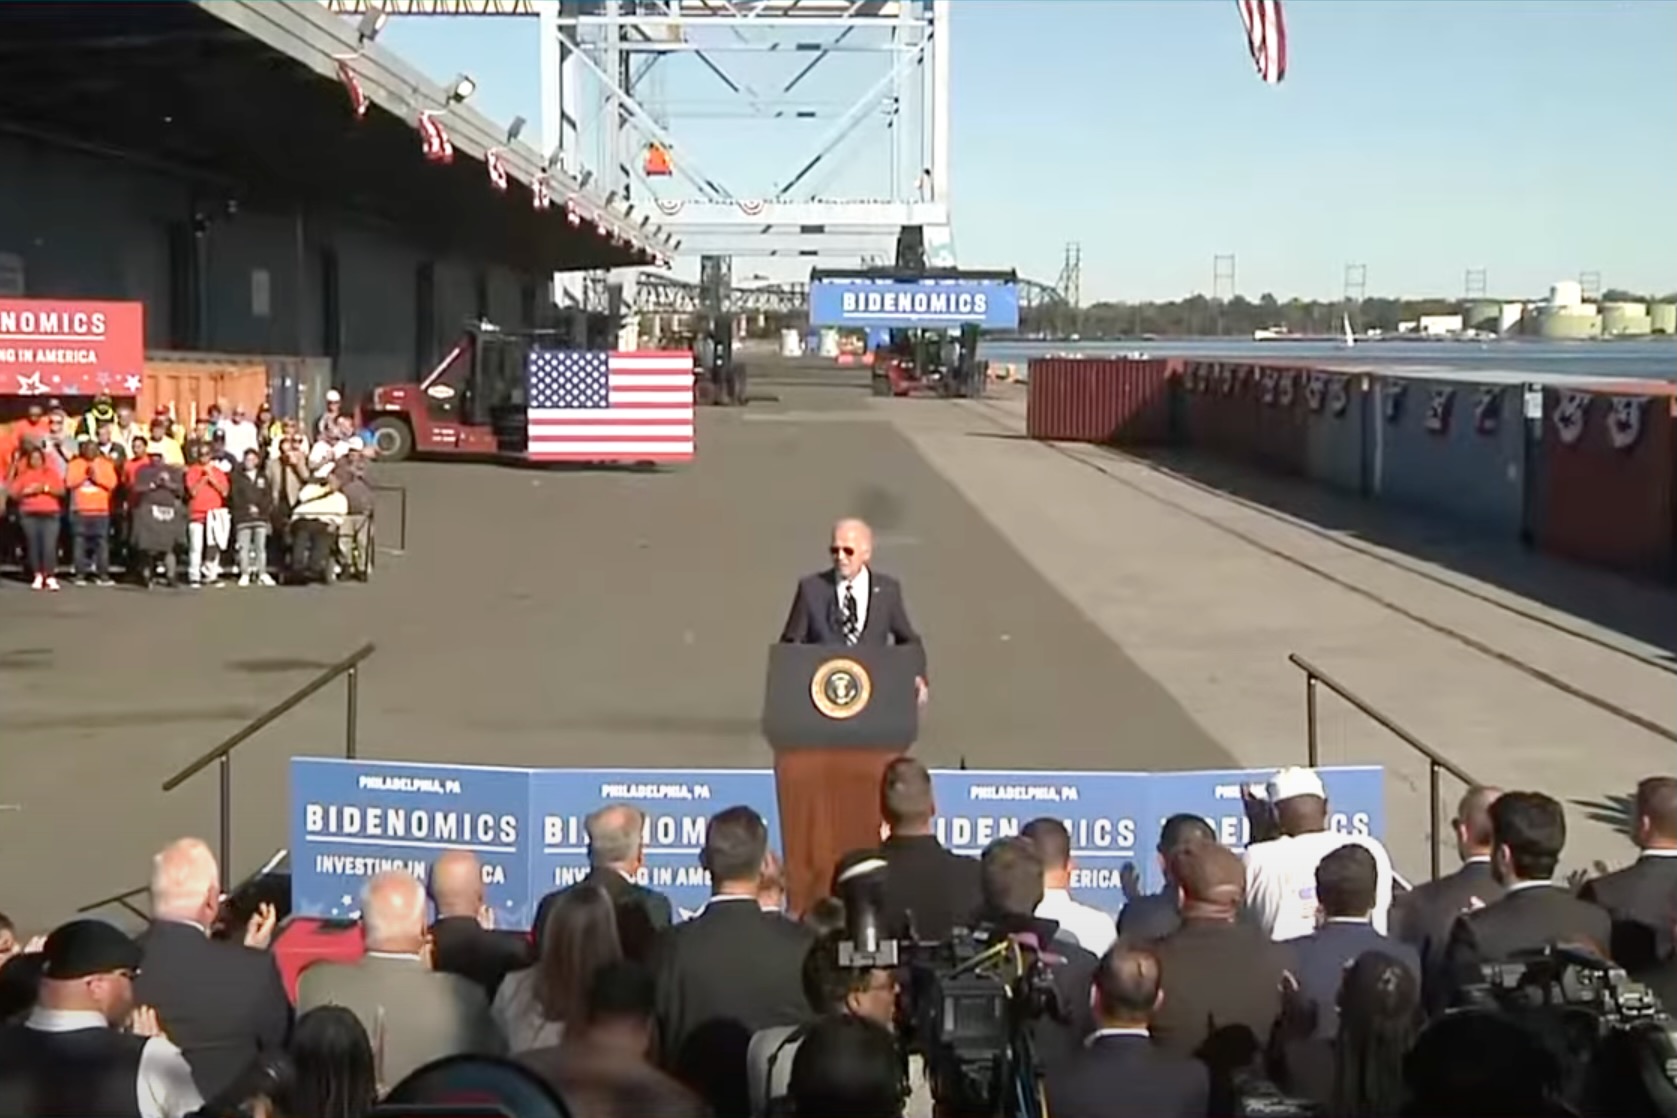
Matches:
[587,804,646,871]
[830,518,874,581]
[1455,786,1502,860]
[362,871,427,953]
[150,838,221,925]
[429,851,484,917]
[1093,946,1162,1027]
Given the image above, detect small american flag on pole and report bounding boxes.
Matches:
[485,148,509,191]
[525,349,695,462]
[418,110,454,163]
[1237,0,1287,84]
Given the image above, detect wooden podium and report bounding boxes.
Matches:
[762,644,921,916]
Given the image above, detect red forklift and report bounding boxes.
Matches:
[360,314,614,462]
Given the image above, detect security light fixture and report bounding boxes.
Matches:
[447,74,477,103]
[506,116,526,144]
[639,215,651,229]
[577,169,594,189]
[604,190,620,209]
[544,147,562,173]
[355,4,388,44]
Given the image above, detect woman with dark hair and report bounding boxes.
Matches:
[1333,951,1420,1118]
[279,1005,380,1118]
[493,884,621,1052]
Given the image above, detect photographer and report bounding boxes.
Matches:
[747,930,901,1117]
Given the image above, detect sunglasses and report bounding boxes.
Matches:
[830,546,856,558]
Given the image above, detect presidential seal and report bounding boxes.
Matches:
[810,657,872,720]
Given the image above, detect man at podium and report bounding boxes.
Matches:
[778,517,927,703]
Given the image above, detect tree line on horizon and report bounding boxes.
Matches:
[1019,288,1677,339]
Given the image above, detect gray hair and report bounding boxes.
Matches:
[361,870,426,950]
[586,804,645,868]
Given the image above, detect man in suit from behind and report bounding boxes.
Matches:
[652,806,815,1118]
[132,837,291,1106]
[1580,776,1677,978]
[1441,791,1612,1008]
[296,870,504,1086]
[428,851,532,1002]
[1047,945,1209,1118]
[838,758,982,944]
[532,804,674,963]
[1392,786,1504,1013]
[1118,814,1217,945]
[1288,845,1418,1042]
[779,517,927,704]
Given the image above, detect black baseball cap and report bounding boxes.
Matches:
[40,920,142,980]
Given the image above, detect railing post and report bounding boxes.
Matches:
[1428,762,1442,883]
[345,666,360,759]
[219,753,233,884]
[398,487,409,553]
[1305,674,1319,768]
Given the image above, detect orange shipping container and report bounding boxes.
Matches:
[137,352,270,426]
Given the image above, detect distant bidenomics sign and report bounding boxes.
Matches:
[808,279,1020,330]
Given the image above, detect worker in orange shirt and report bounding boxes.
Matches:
[66,438,120,585]
[184,441,230,587]
[11,444,65,591]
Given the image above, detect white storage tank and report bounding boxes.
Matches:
[1538,307,1602,340]
[1600,302,1652,337]
[817,327,840,358]
[1549,280,1583,309]
[1651,303,1677,335]
[779,328,802,357]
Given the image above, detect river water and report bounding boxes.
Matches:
[984,337,1677,383]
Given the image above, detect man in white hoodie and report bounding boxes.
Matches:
[216,404,260,462]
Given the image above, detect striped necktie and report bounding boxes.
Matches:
[842,584,860,645]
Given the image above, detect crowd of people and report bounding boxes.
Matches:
[0,761,1674,1118]
[0,391,377,590]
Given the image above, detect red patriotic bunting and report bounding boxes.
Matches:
[485,148,509,192]
[417,110,453,164]
[336,59,368,120]
[563,199,582,227]
[532,173,551,211]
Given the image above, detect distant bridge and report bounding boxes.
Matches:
[625,272,1071,316]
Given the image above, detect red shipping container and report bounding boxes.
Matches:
[1536,383,1677,582]
[1025,357,1174,444]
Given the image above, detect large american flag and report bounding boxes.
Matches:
[1237,0,1287,85]
[525,349,695,462]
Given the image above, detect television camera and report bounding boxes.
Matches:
[833,859,1064,1118]
[1446,944,1677,1118]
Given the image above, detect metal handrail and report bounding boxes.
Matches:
[1290,653,1481,883]
[161,643,376,880]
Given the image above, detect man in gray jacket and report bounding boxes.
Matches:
[297,871,504,1084]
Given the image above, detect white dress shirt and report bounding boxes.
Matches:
[1036,888,1116,956]
[1243,830,1395,942]
[836,566,870,635]
[25,1007,204,1118]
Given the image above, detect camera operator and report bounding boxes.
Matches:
[747,930,903,1117]
[1441,791,1611,1007]
[1045,946,1208,1118]
[972,837,1098,1076]
[838,759,981,943]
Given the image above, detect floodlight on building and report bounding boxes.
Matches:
[447,74,477,104]
[355,5,388,44]
[639,215,651,229]
[506,116,526,144]
[604,190,620,210]
[577,169,594,189]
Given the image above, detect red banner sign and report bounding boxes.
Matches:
[0,298,145,398]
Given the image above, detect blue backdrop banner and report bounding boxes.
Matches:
[807,280,1020,330]
[290,761,1383,926]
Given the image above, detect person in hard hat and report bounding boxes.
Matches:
[314,389,345,441]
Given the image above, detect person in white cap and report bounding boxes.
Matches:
[1240,766,1394,942]
[314,389,344,441]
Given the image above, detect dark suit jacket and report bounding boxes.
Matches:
[1580,854,1677,973]
[651,897,815,1118]
[1149,919,1295,1115]
[132,920,292,1104]
[1441,882,1612,1006]
[1288,920,1419,1039]
[1047,1032,1209,1118]
[1117,891,1181,943]
[779,568,926,676]
[533,868,675,964]
[837,834,983,944]
[429,916,534,1001]
[991,914,1099,1078]
[1393,860,1503,1013]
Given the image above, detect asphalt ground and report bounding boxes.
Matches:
[0,363,1227,926]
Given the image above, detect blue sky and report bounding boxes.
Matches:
[378,1,1676,302]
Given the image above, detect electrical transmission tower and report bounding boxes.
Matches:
[1212,254,1237,300]
[1342,263,1367,331]
[1464,268,1488,299]
[1056,243,1082,308]
[1579,271,1602,300]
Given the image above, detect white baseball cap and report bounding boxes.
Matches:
[325,389,342,403]
[1267,767,1326,803]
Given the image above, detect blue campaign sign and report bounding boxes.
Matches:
[528,769,780,921]
[289,758,535,927]
[808,280,1020,330]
